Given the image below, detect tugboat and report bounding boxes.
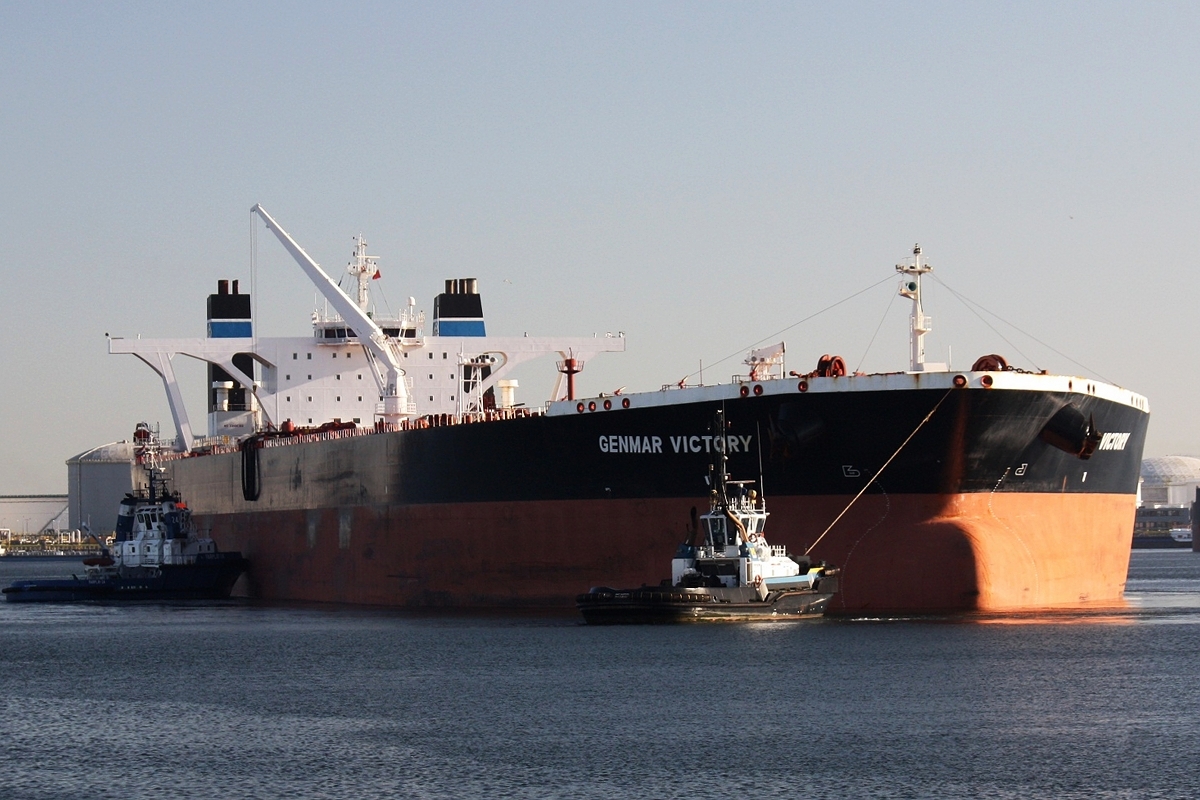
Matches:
[577,411,838,623]
[3,424,249,603]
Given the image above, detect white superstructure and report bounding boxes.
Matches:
[111,208,625,451]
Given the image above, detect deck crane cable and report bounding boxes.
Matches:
[931,275,1114,384]
[805,389,953,557]
[854,290,898,374]
[250,211,258,347]
[374,281,396,321]
[929,274,1040,372]
[249,212,262,421]
[687,273,895,384]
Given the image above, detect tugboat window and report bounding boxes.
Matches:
[706,517,727,547]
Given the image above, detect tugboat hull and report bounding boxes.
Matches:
[2,555,249,603]
[577,582,837,624]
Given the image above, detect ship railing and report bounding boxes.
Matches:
[396,407,543,431]
[156,406,549,460]
[731,372,783,384]
[374,400,418,417]
[260,429,367,448]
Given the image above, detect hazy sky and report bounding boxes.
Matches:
[2,1,1198,493]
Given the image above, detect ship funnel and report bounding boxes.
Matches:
[206,279,254,419]
[433,278,486,336]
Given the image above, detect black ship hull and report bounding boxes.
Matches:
[159,376,1149,613]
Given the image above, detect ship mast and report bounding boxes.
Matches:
[896,243,933,372]
[346,235,378,313]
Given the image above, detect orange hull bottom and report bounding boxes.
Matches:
[206,492,1135,613]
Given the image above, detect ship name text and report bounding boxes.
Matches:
[599,434,754,454]
[1097,432,1131,451]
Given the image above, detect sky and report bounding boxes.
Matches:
[1,1,1198,493]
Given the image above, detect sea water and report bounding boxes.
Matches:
[2,550,1199,800]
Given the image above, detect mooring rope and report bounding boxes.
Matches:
[805,388,954,556]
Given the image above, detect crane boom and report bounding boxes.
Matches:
[251,204,414,422]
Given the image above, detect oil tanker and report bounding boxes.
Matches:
[108,207,1149,613]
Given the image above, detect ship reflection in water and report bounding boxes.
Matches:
[1,550,1198,799]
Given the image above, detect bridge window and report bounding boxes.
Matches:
[704,517,728,548]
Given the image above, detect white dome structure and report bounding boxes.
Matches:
[1140,456,1200,506]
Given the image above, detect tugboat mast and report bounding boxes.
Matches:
[896,243,934,372]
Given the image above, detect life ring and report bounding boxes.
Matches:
[752,574,763,587]
[747,533,760,544]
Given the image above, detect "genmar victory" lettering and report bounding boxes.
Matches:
[598,434,754,454]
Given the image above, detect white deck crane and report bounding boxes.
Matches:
[251,204,416,423]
